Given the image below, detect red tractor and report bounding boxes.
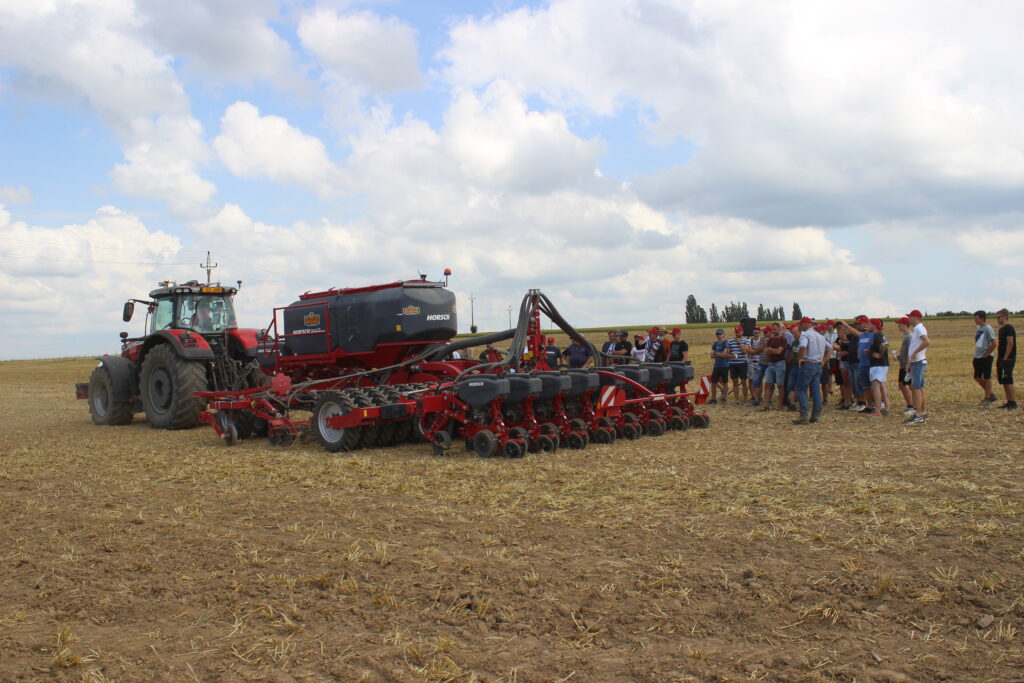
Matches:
[77,279,264,429]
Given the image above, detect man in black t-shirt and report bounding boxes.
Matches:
[996,308,1017,409]
[667,328,689,363]
[612,331,632,364]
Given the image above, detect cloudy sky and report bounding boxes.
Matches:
[1,0,1022,359]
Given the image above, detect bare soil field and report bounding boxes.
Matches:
[1,318,1022,682]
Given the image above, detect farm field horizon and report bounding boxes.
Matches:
[1,317,1022,681]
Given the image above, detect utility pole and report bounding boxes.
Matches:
[468,292,477,329]
[507,305,513,329]
[199,251,218,285]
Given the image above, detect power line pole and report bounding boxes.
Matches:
[507,305,513,329]
[468,292,477,329]
[199,250,218,284]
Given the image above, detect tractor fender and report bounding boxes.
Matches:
[94,354,138,401]
[142,330,215,361]
[226,328,262,357]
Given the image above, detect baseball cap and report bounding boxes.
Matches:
[547,336,555,343]
[897,316,910,325]
[906,309,923,318]
[671,327,681,335]
[800,316,814,324]
[826,319,835,326]
[815,324,826,332]
[762,325,773,333]
[870,318,883,329]
[618,330,628,337]
[715,328,724,334]
[855,315,869,324]
[649,327,660,335]
[734,325,743,333]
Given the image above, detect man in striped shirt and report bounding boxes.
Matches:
[726,326,750,403]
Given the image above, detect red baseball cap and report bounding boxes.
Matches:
[815,324,826,332]
[734,326,744,333]
[897,316,910,325]
[906,309,923,318]
[547,336,555,343]
[787,323,798,330]
[800,316,814,324]
[762,325,773,333]
[649,327,660,334]
[870,318,883,329]
[855,315,869,323]
[671,327,681,335]
[826,319,835,326]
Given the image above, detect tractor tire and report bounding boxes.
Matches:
[140,344,208,429]
[87,365,133,426]
[312,392,363,453]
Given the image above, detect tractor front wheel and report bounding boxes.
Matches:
[140,344,208,429]
[87,365,133,426]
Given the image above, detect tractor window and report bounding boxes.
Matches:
[152,298,174,331]
[179,295,237,333]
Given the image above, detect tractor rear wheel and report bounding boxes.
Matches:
[140,344,208,429]
[87,365,133,426]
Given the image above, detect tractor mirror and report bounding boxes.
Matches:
[122,301,135,322]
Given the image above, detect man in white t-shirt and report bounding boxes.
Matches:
[793,317,828,424]
[903,309,931,424]
[973,310,997,404]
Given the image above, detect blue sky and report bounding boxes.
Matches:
[1,0,1023,359]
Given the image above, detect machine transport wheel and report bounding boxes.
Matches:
[622,412,641,425]
[592,427,613,444]
[566,432,586,450]
[140,344,208,429]
[216,411,239,446]
[540,422,560,438]
[87,365,133,426]
[501,440,525,458]
[534,435,556,453]
[312,393,363,453]
[597,417,616,430]
[431,430,453,456]
[473,430,499,458]
[235,410,254,439]
[251,418,268,438]
[647,408,664,422]
[691,414,710,429]
[568,418,589,435]
[645,419,666,437]
[621,423,641,441]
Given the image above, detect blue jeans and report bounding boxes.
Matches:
[764,360,786,385]
[856,365,871,397]
[797,361,823,417]
[910,360,927,389]
[752,363,768,388]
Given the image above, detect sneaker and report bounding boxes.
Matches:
[864,410,882,417]
[853,404,867,412]
[787,405,798,412]
[751,399,760,407]
[708,399,717,405]
[792,417,809,425]
[985,395,998,403]
[902,406,916,416]
[881,408,890,417]
[904,414,926,424]
[809,415,820,423]
[998,403,1012,410]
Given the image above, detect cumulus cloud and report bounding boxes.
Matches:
[298,7,423,93]
[213,101,347,197]
[442,0,1024,227]
[0,0,214,216]
[0,185,33,204]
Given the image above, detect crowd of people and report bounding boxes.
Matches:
[457,308,1018,427]
[704,308,1018,426]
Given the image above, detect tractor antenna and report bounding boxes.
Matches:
[200,251,218,285]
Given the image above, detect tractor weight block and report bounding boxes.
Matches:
[456,376,510,411]
[614,366,649,386]
[640,363,672,388]
[505,375,543,405]
[531,371,572,401]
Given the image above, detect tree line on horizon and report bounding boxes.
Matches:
[685,295,802,324]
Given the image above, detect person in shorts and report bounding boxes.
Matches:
[973,310,997,404]
[996,308,1017,410]
[822,321,838,403]
[761,325,788,411]
[726,326,750,403]
[745,326,768,407]
[854,315,875,411]
[667,328,689,363]
[864,318,890,417]
[894,317,914,413]
[903,309,930,424]
[710,329,731,404]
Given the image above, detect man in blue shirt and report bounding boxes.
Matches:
[709,328,731,404]
[856,316,875,411]
[562,337,593,368]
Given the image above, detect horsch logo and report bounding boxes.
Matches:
[303,312,321,326]
[426,313,451,321]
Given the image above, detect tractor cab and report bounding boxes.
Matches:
[124,281,239,337]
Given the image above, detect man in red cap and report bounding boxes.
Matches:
[761,325,787,411]
[793,316,828,424]
[863,319,890,417]
[645,327,667,362]
[542,336,561,369]
[822,320,839,404]
[667,328,689,363]
[903,309,930,424]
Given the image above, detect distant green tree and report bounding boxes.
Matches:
[792,302,802,320]
[709,302,720,323]
[685,294,708,324]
